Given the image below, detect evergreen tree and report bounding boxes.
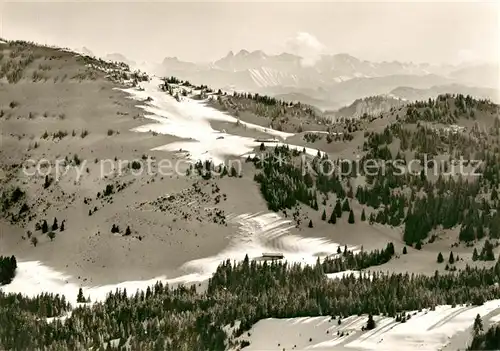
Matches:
[230,166,238,177]
[328,211,337,224]
[342,199,351,212]
[481,240,495,261]
[308,220,313,228]
[415,241,422,250]
[47,231,55,241]
[77,288,85,303]
[51,217,58,231]
[335,200,342,218]
[60,220,65,232]
[403,246,407,254]
[125,226,132,236]
[321,209,327,221]
[361,209,366,221]
[459,224,475,242]
[449,252,455,265]
[41,220,48,234]
[473,248,479,261]
[437,252,444,263]
[31,237,38,247]
[44,175,51,188]
[366,314,376,330]
[473,314,483,336]
[348,210,355,224]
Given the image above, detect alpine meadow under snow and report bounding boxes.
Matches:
[0,3,500,349]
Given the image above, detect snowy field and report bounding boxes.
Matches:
[121,78,325,164]
[237,300,500,351]
[326,270,365,280]
[1,212,354,305]
[181,212,358,280]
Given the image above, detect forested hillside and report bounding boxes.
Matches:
[3,255,500,350]
[1,40,500,351]
[248,94,500,248]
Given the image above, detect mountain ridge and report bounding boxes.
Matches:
[154,49,498,110]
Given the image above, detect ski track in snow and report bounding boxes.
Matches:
[1,213,353,306]
[180,212,358,279]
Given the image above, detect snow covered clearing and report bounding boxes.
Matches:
[0,261,169,306]
[1,213,354,306]
[238,300,500,351]
[120,78,326,164]
[326,270,364,280]
[181,212,358,279]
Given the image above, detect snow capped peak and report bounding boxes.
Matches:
[237,49,250,56]
[248,50,267,59]
[162,56,181,65]
[333,53,359,62]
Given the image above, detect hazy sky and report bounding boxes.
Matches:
[1,1,498,65]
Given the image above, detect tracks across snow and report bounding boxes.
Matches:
[180,212,357,277]
[0,211,358,308]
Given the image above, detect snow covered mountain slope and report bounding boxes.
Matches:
[121,77,331,164]
[237,300,500,351]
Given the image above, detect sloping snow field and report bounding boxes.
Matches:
[181,212,358,280]
[239,300,500,351]
[1,213,354,306]
[2,71,498,350]
[121,78,325,164]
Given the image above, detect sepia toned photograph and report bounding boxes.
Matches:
[0,1,499,350]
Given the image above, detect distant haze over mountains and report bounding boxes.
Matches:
[99,48,499,111]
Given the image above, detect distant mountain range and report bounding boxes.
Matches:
[390,84,499,103]
[148,50,499,110]
[105,53,136,67]
[96,48,499,111]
